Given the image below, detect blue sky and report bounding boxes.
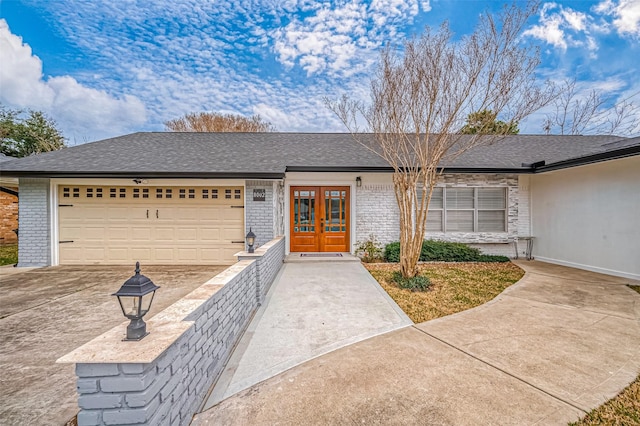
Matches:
[1,0,639,143]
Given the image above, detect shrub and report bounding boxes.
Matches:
[477,254,510,263]
[355,234,384,263]
[383,240,511,263]
[420,240,482,262]
[391,271,431,292]
[384,242,401,263]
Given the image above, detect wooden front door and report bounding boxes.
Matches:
[290,186,350,252]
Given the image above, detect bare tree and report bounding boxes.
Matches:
[326,2,554,278]
[165,112,276,132]
[543,79,639,136]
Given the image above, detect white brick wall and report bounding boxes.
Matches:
[355,173,522,256]
[245,180,283,249]
[17,178,51,267]
[356,183,399,247]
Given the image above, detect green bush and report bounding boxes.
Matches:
[384,242,401,263]
[420,240,481,262]
[391,271,431,292]
[477,254,511,262]
[383,240,510,263]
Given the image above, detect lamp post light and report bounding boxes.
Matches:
[246,228,256,253]
[112,262,160,341]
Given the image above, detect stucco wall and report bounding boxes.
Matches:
[530,156,640,279]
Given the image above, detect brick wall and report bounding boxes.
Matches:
[18,178,50,266]
[238,237,285,305]
[0,187,18,245]
[355,174,521,256]
[67,237,285,426]
[356,183,399,247]
[245,180,279,249]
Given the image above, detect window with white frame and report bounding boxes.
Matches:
[420,187,507,232]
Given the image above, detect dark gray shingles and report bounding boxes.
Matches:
[0,132,632,175]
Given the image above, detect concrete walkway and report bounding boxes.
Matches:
[202,256,413,409]
[193,261,640,425]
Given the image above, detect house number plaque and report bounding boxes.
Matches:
[253,189,266,202]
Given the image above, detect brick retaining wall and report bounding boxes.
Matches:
[59,237,285,426]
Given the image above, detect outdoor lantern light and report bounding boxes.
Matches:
[356,176,362,187]
[112,262,160,341]
[246,227,256,253]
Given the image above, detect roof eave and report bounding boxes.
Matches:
[534,144,640,173]
[1,171,286,179]
[286,165,533,174]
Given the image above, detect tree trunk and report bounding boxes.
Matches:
[393,172,423,278]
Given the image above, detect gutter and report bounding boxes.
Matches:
[533,144,640,173]
[0,186,19,197]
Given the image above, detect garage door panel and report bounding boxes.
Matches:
[155,228,175,241]
[154,248,175,262]
[131,228,152,241]
[106,248,129,262]
[177,228,198,241]
[108,228,129,240]
[58,185,244,265]
[83,227,106,241]
[84,248,106,262]
[223,228,245,240]
[130,248,152,262]
[200,228,221,240]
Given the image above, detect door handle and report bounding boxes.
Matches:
[146,209,149,218]
[156,209,159,219]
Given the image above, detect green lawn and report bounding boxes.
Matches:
[0,244,18,266]
[364,262,524,323]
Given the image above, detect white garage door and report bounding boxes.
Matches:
[58,185,244,265]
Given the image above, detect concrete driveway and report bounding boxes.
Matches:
[193,261,640,425]
[0,264,224,426]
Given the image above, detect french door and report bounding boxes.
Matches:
[290,186,350,252]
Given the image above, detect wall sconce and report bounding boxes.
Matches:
[356,176,362,187]
[246,228,256,253]
[112,262,160,341]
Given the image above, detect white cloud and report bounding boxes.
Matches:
[523,3,604,52]
[524,4,568,50]
[594,0,640,37]
[271,0,423,76]
[0,19,146,142]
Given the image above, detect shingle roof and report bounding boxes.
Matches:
[0,132,636,178]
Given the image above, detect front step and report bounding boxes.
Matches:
[285,253,361,263]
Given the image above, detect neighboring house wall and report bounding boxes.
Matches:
[0,187,18,245]
[18,178,51,267]
[245,180,281,249]
[356,173,520,256]
[530,156,640,280]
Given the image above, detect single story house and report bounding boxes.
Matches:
[1,133,638,279]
